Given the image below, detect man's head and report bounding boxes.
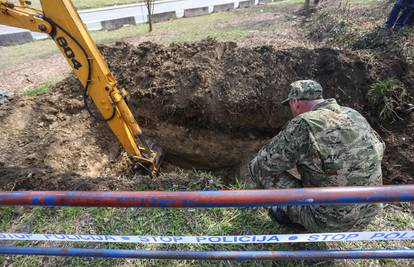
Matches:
[282,80,324,117]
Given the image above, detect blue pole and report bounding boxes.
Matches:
[1,185,414,208]
[0,247,413,260]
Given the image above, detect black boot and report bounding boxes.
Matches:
[268,207,305,230]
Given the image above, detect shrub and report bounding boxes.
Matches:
[367,78,407,121]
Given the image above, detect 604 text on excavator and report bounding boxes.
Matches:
[0,0,163,176]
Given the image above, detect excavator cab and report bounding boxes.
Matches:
[0,0,163,176]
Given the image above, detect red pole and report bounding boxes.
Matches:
[0,247,413,260]
[0,185,413,208]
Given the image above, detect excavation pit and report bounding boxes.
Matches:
[0,39,412,190]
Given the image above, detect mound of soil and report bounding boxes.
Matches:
[0,39,413,190]
[104,40,373,130]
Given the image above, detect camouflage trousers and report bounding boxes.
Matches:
[257,171,381,232]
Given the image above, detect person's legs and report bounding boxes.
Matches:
[257,171,382,232]
[395,1,414,29]
[386,0,405,29]
[266,172,305,228]
[263,174,381,232]
[287,203,382,233]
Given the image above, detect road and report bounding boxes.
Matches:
[0,0,260,39]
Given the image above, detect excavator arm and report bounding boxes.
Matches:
[0,0,162,175]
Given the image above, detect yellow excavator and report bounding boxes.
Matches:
[0,0,163,176]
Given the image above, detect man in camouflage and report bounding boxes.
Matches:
[249,80,385,232]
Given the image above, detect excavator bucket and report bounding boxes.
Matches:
[150,144,164,175]
[134,134,164,177]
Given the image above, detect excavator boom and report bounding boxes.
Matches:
[0,0,162,175]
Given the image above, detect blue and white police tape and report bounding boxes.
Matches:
[1,231,413,244]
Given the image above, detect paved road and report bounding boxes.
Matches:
[0,0,259,39]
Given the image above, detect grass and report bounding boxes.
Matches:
[0,23,148,69]
[0,170,413,266]
[0,171,287,266]
[0,11,247,69]
[152,12,250,44]
[21,79,57,96]
[368,78,407,121]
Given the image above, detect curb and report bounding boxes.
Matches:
[78,0,182,14]
[0,0,272,46]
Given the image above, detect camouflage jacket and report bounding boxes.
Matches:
[249,99,385,188]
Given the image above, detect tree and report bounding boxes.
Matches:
[304,0,310,13]
[304,0,321,15]
[145,0,155,32]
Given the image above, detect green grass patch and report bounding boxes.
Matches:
[0,40,57,69]
[0,207,13,229]
[129,11,248,44]
[368,78,408,121]
[21,80,57,96]
[0,23,148,69]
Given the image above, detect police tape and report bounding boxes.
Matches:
[1,231,413,244]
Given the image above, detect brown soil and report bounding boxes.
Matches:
[97,40,371,170]
[1,38,413,190]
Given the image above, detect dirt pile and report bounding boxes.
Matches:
[101,40,372,130]
[1,39,413,190]
[0,93,128,190]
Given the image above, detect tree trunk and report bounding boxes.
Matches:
[145,0,154,32]
[304,0,311,14]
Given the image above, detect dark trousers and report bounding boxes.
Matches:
[386,0,414,29]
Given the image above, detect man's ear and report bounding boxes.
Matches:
[292,99,300,109]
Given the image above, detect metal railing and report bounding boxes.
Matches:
[1,185,414,208]
[1,184,413,261]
